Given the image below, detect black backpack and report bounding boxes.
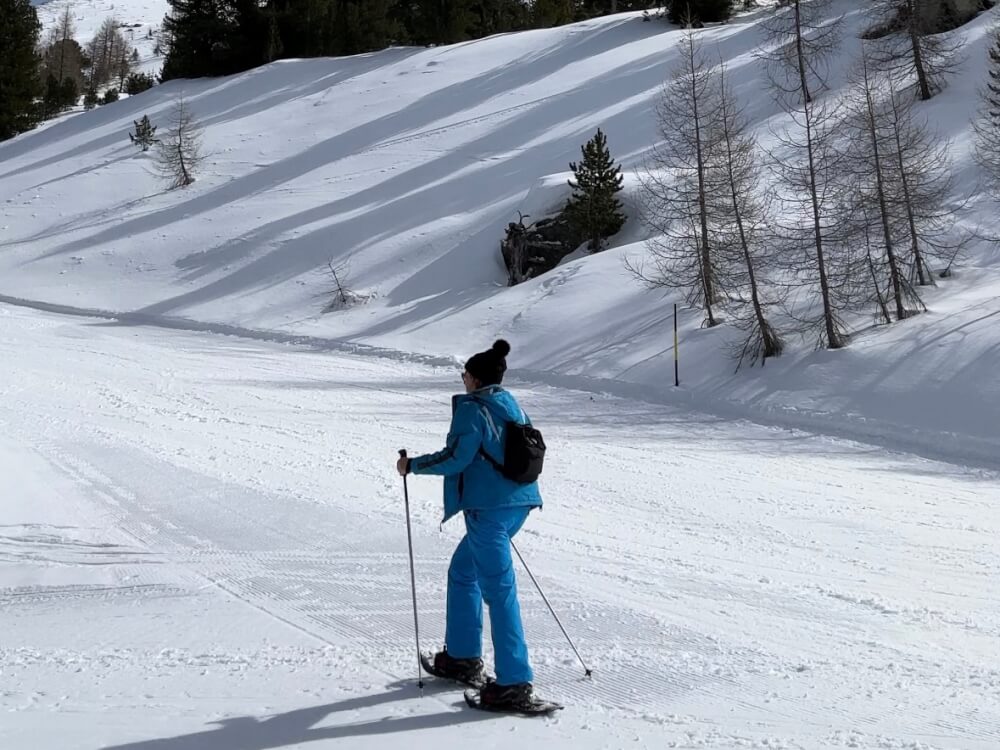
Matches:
[474,401,546,484]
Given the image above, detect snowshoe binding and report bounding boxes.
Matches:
[420,649,487,689]
[464,679,563,716]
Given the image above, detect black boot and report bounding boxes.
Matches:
[429,649,485,687]
[479,679,534,710]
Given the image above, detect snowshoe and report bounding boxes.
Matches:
[464,679,563,716]
[420,649,487,689]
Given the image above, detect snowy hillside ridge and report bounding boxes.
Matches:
[2,5,999,460]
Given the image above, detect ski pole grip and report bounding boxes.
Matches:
[399,449,408,458]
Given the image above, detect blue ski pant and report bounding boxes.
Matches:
[445,507,533,686]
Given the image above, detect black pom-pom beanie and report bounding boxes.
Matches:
[465,339,511,386]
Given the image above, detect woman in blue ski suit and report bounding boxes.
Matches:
[396,339,541,708]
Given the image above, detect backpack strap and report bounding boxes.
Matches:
[478,445,505,473]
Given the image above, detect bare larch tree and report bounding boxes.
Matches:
[156,98,204,189]
[714,61,784,368]
[632,25,725,328]
[45,8,78,85]
[87,17,132,88]
[882,74,968,281]
[843,47,921,321]
[759,0,849,349]
[975,23,1000,196]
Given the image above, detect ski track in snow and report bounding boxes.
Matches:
[2,304,1000,749]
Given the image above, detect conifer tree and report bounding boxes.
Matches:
[42,74,75,117]
[336,0,400,54]
[406,0,475,44]
[0,0,42,141]
[83,87,99,110]
[41,37,85,99]
[130,115,158,151]
[668,0,734,25]
[564,128,626,252]
[125,72,156,95]
[532,0,574,26]
[60,76,79,108]
[161,0,258,80]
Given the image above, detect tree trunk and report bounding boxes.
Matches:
[793,0,840,347]
[793,0,812,105]
[57,17,69,82]
[863,83,907,320]
[889,90,934,286]
[687,34,717,326]
[907,0,933,101]
[803,105,841,347]
[865,226,893,324]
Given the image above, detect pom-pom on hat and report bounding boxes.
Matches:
[465,339,511,386]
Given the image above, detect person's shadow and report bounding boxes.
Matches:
[101,681,493,750]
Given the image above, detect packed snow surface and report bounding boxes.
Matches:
[2,305,999,749]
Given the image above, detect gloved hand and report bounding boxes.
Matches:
[396,454,410,477]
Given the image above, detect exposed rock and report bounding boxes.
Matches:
[500,213,577,286]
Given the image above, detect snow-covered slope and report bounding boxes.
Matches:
[2,4,999,462]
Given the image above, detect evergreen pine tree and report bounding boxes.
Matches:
[161,0,259,80]
[59,76,78,108]
[532,0,574,26]
[667,0,734,25]
[42,38,85,96]
[337,0,400,54]
[125,72,156,95]
[0,0,43,141]
[42,74,65,118]
[406,0,475,44]
[563,128,626,252]
[130,114,158,152]
[470,0,531,36]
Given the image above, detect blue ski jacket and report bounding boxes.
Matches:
[409,385,543,524]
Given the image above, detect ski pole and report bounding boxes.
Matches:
[510,539,592,678]
[399,450,425,691]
